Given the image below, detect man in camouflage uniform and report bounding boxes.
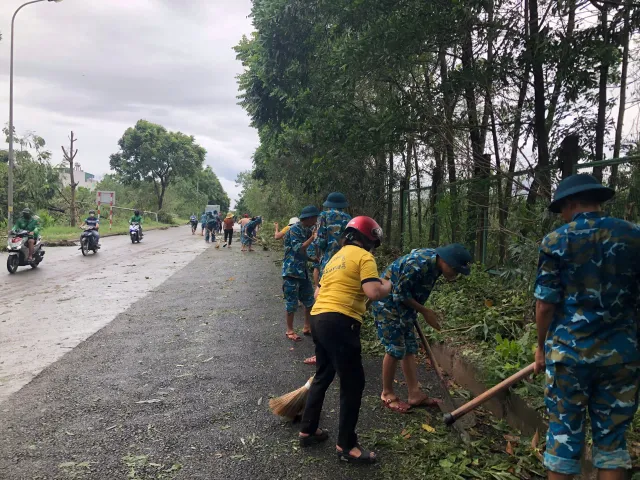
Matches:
[283,206,319,342]
[534,174,640,480]
[371,244,472,412]
[315,192,351,281]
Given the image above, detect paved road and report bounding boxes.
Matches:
[0,236,443,480]
[0,225,209,403]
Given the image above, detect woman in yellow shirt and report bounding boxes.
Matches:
[298,216,391,464]
[273,217,299,240]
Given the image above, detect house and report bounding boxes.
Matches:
[59,163,98,191]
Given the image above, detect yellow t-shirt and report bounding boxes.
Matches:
[281,225,291,235]
[311,245,380,322]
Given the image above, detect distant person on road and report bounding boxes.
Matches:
[274,217,299,240]
[299,216,390,465]
[80,209,100,250]
[241,216,262,252]
[12,208,41,263]
[200,212,207,236]
[217,212,224,235]
[189,214,198,235]
[222,213,235,247]
[371,244,472,413]
[534,174,640,479]
[205,211,219,243]
[238,214,252,245]
[130,210,143,238]
[282,206,318,342]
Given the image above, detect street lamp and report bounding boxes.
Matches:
[7,0,63,229]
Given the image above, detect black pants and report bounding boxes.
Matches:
[224,229,233,244]
[300,312,365,451]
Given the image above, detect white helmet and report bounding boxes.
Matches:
[288,217,300,226]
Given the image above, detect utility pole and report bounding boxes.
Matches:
[61,131,78,226]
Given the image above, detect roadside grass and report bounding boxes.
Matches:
[42,219,176,243]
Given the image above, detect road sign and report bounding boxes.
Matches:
[96,191,116,206]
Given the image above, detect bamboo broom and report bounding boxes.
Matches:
[269,376,314,420]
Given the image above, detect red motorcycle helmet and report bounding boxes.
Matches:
[343,216,383,249]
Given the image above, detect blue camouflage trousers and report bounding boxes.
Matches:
[372,306,419,360]
[544,361,640,475]
[282,276,314,313]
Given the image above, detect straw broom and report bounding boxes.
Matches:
[269,376,314,420]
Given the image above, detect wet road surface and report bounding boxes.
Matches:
[0,225,209,403]
[0,239,442,479]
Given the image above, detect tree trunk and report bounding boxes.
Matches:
[429,150,443,244]
[412,141,423,239]
[499,0,529,262]
[559,135,580,179]
[612,2,630,188]
[526,0,551,204]
[476,154,491,262]
[61,131,79,227]
[386,152,394,246]
[404,148,413,245]
[593,6,609,182]
[462,23,485,257]
[546,0,576,132]
[439,46,458,243]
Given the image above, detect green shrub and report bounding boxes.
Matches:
[36,210,55,228]
[157,210,176,224]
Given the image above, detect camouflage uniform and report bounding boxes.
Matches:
[534,211,640,475]
[241,218,261,247]
[371,249,440,359]
[307,241,321,272]
[282,223,315,313]
[316,209,351,278]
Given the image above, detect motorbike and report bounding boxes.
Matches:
[80,226,100,256]
[6,230,45,274]
[190,220,198,235]
[129,222,142,243]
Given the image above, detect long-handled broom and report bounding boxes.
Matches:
[269,376,314,421]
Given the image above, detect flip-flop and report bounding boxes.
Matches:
[381,397,411,413]
[409,396,442,408]
[303,356,316,365]
[286,332,302,342]
[302,329,311,336]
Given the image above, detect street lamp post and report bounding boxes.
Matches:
[7,0,62,229]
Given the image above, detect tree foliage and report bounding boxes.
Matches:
[235,0,640,263]
[109,120,206,210]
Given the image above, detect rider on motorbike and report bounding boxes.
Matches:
[12,208,40,263]
[80,210,100,247]
[130,209,143,238]
[190,213,198,233]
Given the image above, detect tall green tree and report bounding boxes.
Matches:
[109,120,206,210]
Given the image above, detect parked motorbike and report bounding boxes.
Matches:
[6,230,45,274]
[129,222,142,243]
[80,226,100,256]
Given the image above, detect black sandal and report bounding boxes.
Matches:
[337,444,377,464]
[299,429,329,448]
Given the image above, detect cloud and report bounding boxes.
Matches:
[0,0,258,205]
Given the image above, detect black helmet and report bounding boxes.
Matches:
[134,210,140,216]
[21,208,32,218]
[89,210,96,216]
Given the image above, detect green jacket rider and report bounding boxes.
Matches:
[130,210,143,237]
[12,208,40,262]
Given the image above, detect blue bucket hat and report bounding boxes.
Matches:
[299,205,320,220]
[435,243,472,276]
[548,174,614,213]
[323,192,349,209]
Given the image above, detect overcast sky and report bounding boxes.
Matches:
[0,0,258,205]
